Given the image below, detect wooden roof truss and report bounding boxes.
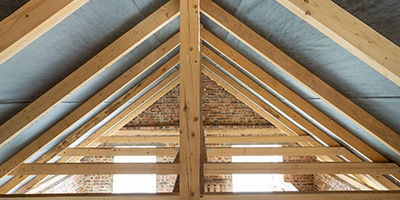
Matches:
[0,0,400,199]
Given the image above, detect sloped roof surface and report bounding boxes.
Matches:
[0,0,399,192]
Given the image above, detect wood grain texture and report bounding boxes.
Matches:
[202,59,311,141]
[0,0,88,65]
[0,56,178,186]
[201,28,387,162]
[275,0,400,87]
[95,135,313,144]
[200,0,400,156]
[205,163,400,175]
[180,0,202,199]
[202,46,339,147]
[12,163,179,175]
[9,67,180,194]
[10,162,400,175]
[0,0,179,150]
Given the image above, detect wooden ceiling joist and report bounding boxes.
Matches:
[202,59,313,144]
[205,162,400,175]
[207,147,353,157]
[9,162,400,175]
[61,148,178,157]
[201,58,399,190]
[0,0,179,150]
[203,191,400,200]
[3,65,180,194]
[12,163,180,175]
[95,135,313,144]
[2,192,400,200]
[60,146,352,157]
[200,0,400,156]
[1,192,400,200]
[113,127,283,136]
[200,28,388,162]
[0,194,179,200]
[179,0,202,199]
[0,0,88,65]
[275,0,400,87]
[0,55,178,180]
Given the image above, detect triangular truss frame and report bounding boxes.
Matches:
[0,0,400,199]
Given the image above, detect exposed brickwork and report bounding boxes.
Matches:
[283,143,316,191]
[314,174,357,191]
[40,175,85,194]
[125,75,271,127]
[80,153,114,193]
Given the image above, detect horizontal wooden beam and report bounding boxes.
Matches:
[95,136,313,144]
[12,163,179,175]
[60,147,350,157]
[205,163,400,175]
[200,27,387,162]
[207,147,352,156]
[0,193,179,200]
[0,59,180,194]
[114,128,283,136]
[1,192,400,200]
[202,45,340,147]
[61,148,178,157]
[203,191,400,200]
[10,163,400,175]
[275,0,400,87]
[0,0,88,65]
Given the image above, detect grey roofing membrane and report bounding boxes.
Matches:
[0,0,399,188]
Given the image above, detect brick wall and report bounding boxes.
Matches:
[80,155,114,193]
[126,75,271,127]
[40,175,85,193]
[314,174,357,191]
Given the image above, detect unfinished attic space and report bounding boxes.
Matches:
[1,0,400,199]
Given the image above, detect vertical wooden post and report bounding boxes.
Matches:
[179,0,202,199]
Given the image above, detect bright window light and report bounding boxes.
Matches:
[231,145,298,192]
[113,156,157,193]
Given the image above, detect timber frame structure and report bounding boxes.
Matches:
[0,0,400,199]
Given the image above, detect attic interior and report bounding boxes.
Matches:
[0,0,400,199]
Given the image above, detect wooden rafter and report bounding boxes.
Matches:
[201,58,398,190]
[202,59,314,145]
[200,28,388,162]
[3,64,180,194]
[200,0,400,156]
[202,46,339,147]
[179,0,202,199]
[0,0,88,65]
[0,0,180,149]
[275,0,400,87]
